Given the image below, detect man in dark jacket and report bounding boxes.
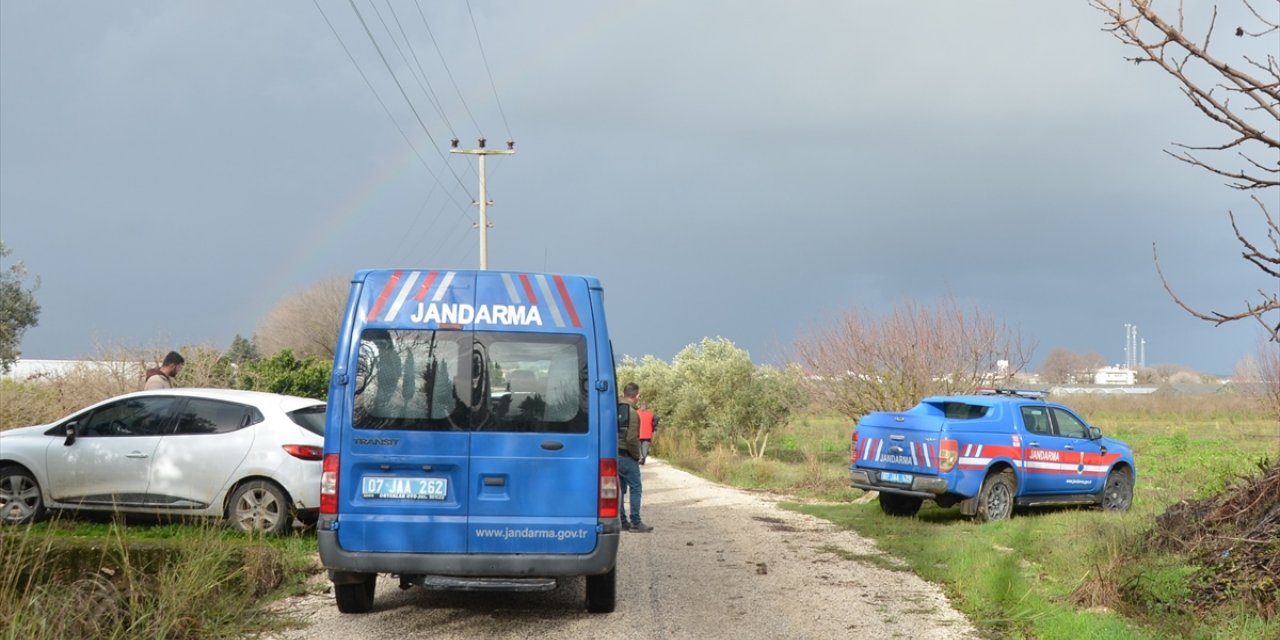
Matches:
[617,383,652,532]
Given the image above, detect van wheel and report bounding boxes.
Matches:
[878,493,923,517]
[226,480,292,535]
[975,470,1015,523]
[1100,468,1133,512]
[585,568,616,613]
[334,574,377,613]
[0,465,46,524]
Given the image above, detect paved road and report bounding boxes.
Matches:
[269,459,976,639]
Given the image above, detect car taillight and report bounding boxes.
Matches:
[320,454,339,514]
[938,439,958,473]
[599,458,618,518]
[850,430,859,464]
[282,444,324,461]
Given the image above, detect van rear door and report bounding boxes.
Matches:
[334,270,476,554]
[466,272,599,555]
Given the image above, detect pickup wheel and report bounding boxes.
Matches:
[975,470,1015,523]
[1100,468,1133,512]
[878,492,923,517]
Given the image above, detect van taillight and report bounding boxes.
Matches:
[599,458,618,518]
[320,454,339,514]
[938,440,958,473]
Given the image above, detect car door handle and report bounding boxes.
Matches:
[540,441,564,451]
[1027,441,1040,448]
[125,452,150,459]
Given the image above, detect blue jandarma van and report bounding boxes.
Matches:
[318,269,625,613]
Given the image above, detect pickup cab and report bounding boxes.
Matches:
[849,389,1136,522]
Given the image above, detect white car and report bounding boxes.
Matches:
[0,388,326,534]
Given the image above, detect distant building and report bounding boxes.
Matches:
[1094,366,1136,386]
[2,359,141,382]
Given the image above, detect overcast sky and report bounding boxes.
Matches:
[2,1,1276,375]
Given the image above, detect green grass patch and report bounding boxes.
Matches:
[662,396,1280,639]
[0,516,321,639]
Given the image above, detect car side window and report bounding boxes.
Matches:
[1020,406,1052,436]
[1050,407,1089,439]
[81,397,178,437]
[174,398,253,435]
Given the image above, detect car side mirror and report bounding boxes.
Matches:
[64,422,78,446]
[1088,426,1102,440]
[617,403,630,434]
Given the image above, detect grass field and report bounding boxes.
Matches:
[657,393,1280,639]
[0,516,320,639]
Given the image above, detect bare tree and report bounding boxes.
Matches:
[793,299,1035,420]
[254,276,349,360]
[1093,0,1279,340]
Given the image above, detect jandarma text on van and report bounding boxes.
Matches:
[474,528,590,541]
[409,303,542,325]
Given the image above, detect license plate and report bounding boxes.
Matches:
[361,476,448,500]
[880,472,913,485]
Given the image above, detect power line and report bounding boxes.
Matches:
[413,0,484,137]
[347,0,475,200]
[372,0,455,139]
[312,0,474,219]
[465,0,513,142]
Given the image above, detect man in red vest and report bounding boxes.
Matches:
[637,404,658,465]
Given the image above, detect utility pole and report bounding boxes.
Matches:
[451,138,514,270]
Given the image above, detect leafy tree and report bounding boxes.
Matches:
[236,350,331,400]
[0,241,40,373]
[227,334,260,365]
[620,337,805,458]
[1093,1,1279,341]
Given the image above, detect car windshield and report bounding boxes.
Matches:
[288,405,327,436]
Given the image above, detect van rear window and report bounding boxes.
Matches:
[353,329,588,434]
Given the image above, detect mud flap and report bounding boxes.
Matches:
[959,496,978,517]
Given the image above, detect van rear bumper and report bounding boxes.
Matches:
[318,526,620,580]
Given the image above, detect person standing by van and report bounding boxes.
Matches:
[618,383,653,532]
[144,351,184,390]
[637,404,656,464]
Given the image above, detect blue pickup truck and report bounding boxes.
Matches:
[849,389,1136,522]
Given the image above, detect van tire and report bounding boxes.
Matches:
[975,470,1015,523]
[585,568,616,613]
[334,573,377,614]
[878,493,923,517]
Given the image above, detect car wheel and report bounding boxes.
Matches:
[1100,468,1133,512]
[334,573,376,614]
[975,470,1015,523]
[878,492,923,517]
[0,465,46,524]
[585,567,616,613]
[226,480,292,535]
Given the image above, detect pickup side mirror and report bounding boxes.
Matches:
[64,422,78,446]
[617,403,630,434]
[1088,426,1102,440]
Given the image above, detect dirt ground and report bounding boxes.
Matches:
[265,459,977,639]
